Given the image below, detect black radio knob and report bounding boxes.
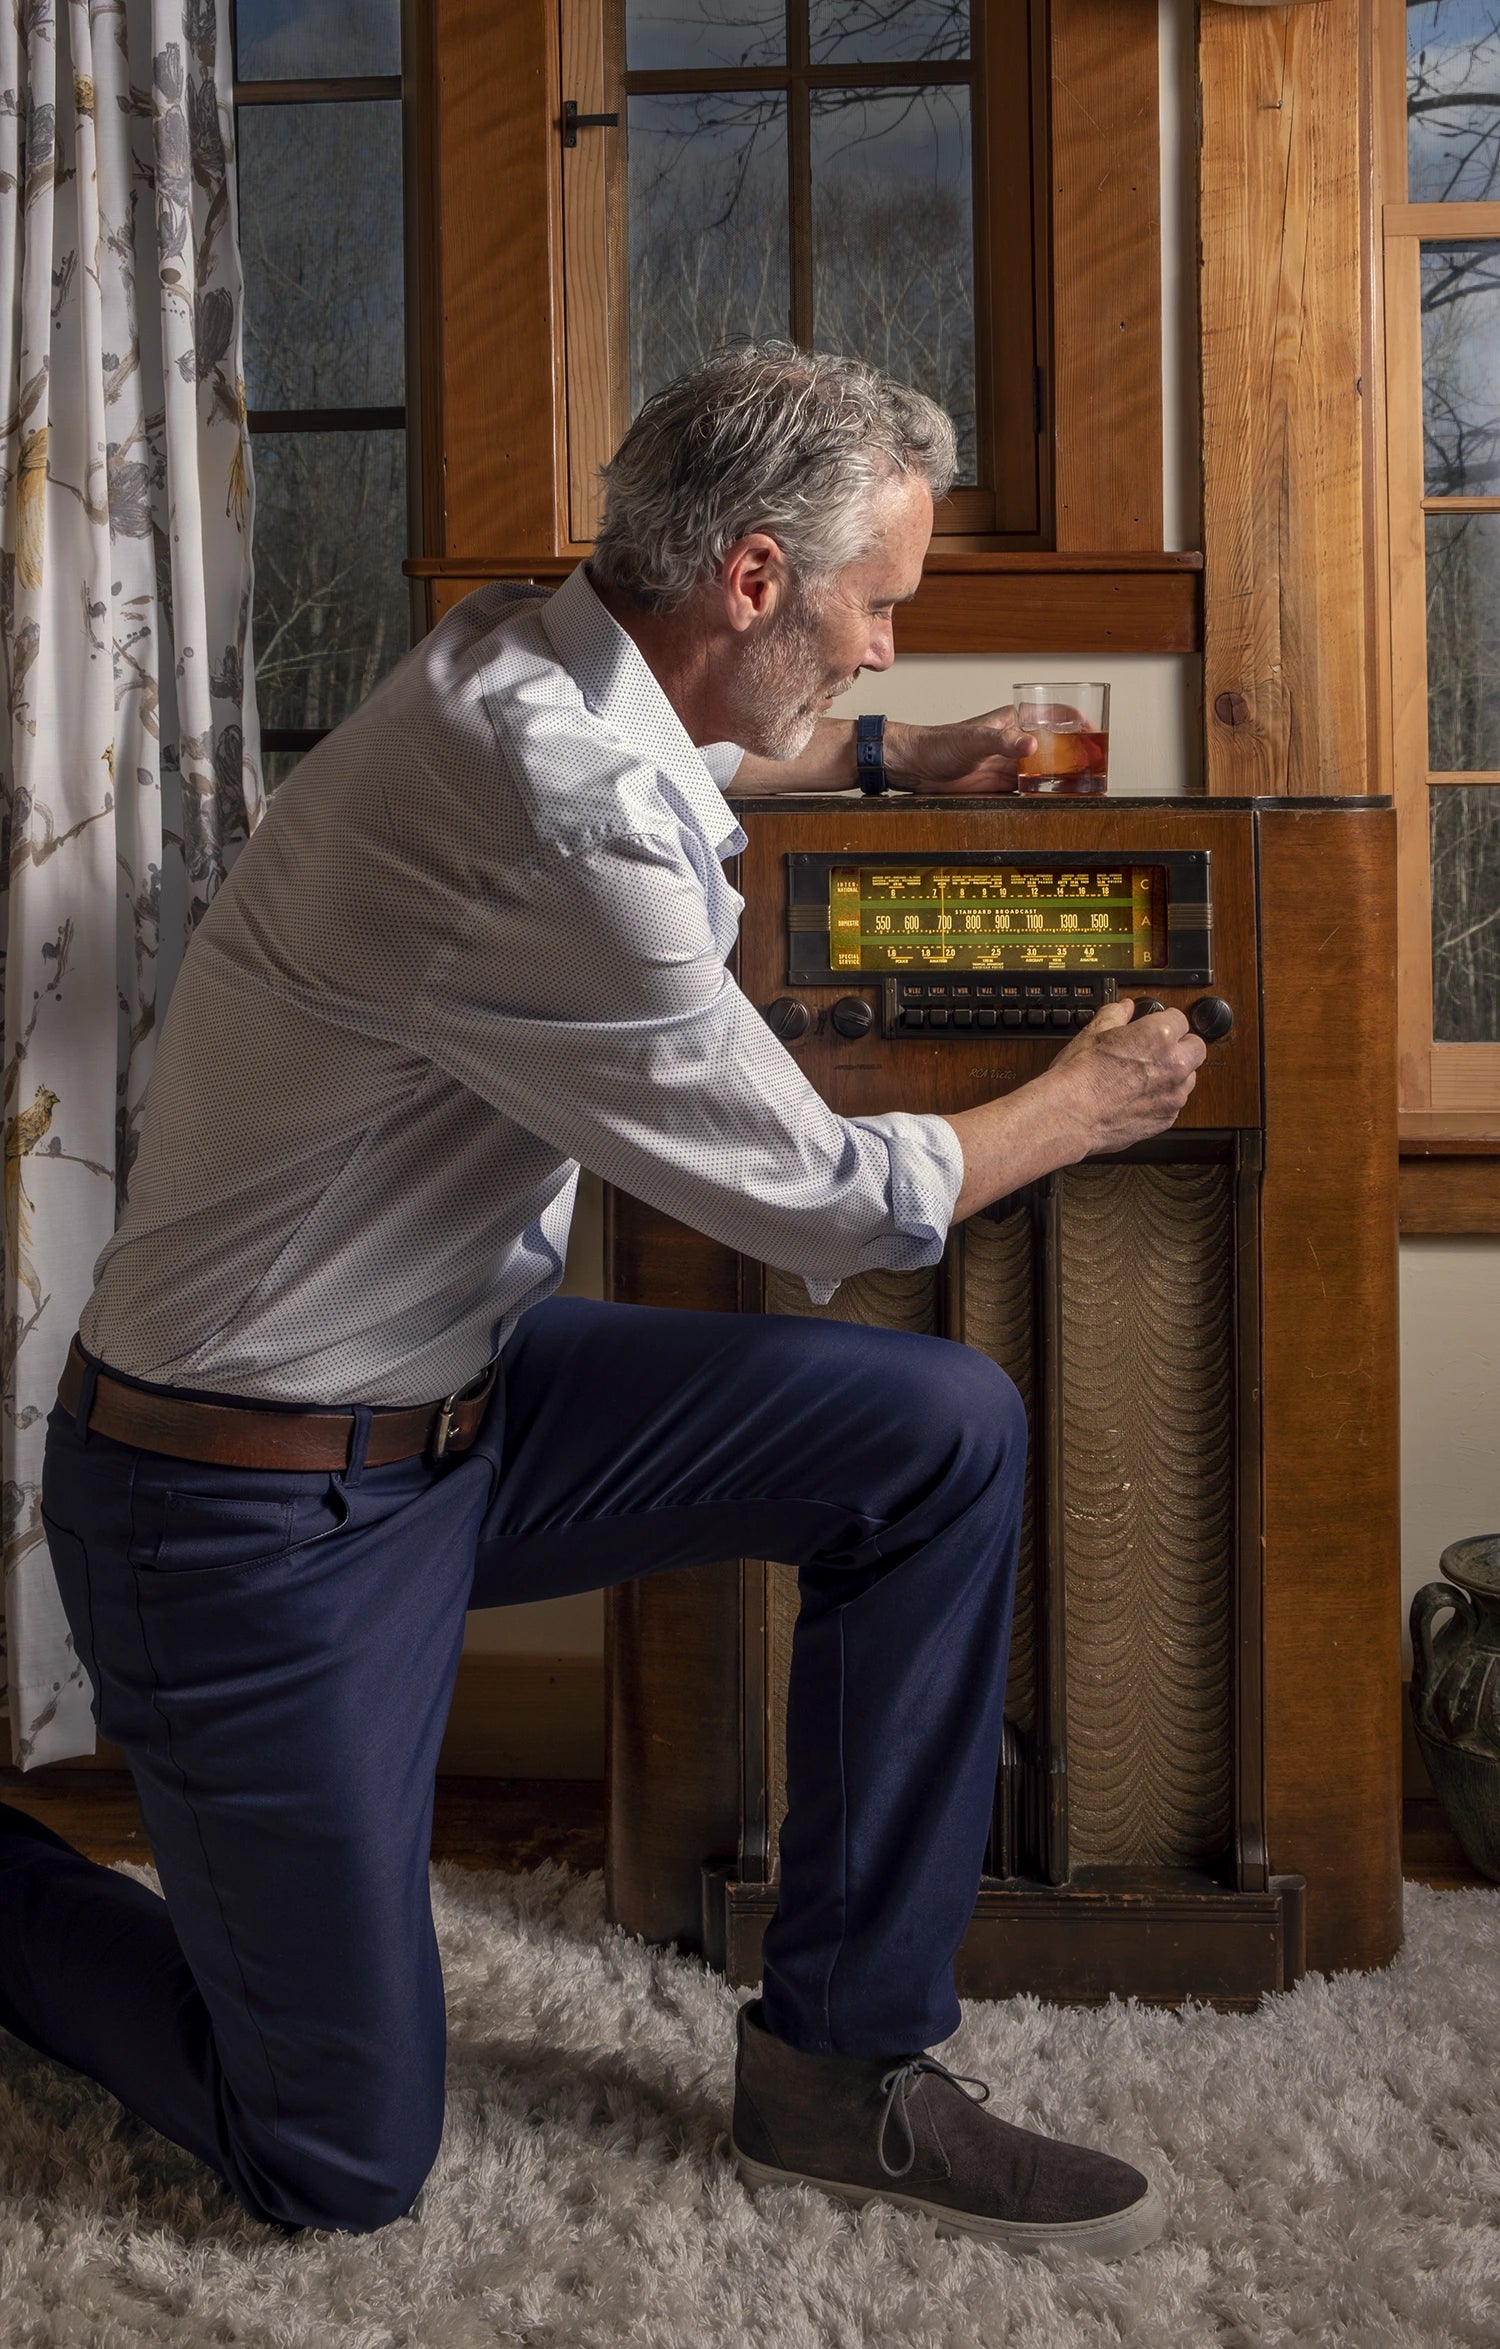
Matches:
[1131,997,1167,1018]
[830,995,875,1039]
[763,996,811,1042]
[1189,995,1235,1042]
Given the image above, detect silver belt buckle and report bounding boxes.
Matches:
[429,1392,462,1462]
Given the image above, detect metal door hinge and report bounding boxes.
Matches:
[563,99,619,147]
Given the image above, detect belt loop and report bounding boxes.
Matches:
[73,1351,101,1443]
[344,1404,373,1486]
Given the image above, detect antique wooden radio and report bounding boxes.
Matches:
[605,795,1400,2005]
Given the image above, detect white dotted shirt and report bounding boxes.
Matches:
[82,566,964,1404]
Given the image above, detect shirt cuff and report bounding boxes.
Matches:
[701,741,746,791]
[801,1110,965,1306]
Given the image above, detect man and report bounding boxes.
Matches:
[2,346,1202,2256]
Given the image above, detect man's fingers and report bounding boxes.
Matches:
[1084,1000,1196,1049]
[1089,998,1138,1031]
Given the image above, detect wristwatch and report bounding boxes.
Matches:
[855,712,889,795]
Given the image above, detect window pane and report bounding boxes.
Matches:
[262,749,307,795]
[625,0,785,70]
[810,85,975,481]
[1407,0,1500,201]
[1431,787,1500,1039]
[810,0,970,64]
[236,0,400,79]
[251,432,408,733]
[1427,513,1500,769]
[1421,242,1500,496]
[627,92,790,411]
[240,102,404,412]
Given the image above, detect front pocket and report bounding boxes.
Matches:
[127,1488,298,1573]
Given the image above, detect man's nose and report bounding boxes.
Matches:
[862,619,896,673]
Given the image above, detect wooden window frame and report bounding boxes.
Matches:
[408,0,1196,649]
[559,0,1045,548]
[232,20,416,761]
[1371,0,1500,1208]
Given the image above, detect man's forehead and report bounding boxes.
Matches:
[843,474,933,599]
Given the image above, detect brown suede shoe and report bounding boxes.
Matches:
[731,1999,1164,2260]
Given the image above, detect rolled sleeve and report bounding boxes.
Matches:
[422,832,963,1291]
[797,1108,963,1303]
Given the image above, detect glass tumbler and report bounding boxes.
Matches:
[1013,682,1110,794]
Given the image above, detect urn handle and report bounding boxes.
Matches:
[1410,1580,1476,1721]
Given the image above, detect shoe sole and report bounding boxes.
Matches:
[732,2147,1166,2261]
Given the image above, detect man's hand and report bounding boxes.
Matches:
[941,1000,1206,1222]
[1044,998,1206,1155]
[884,709,1037,796]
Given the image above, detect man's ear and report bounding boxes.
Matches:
[719,532,789,634]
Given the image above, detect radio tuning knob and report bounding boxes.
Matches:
[1189,995,1235,1042]
[830,996,875,1039]
[1131,998,1167,1018]
[763,996,811,1042]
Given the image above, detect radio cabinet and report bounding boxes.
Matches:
[605,796,1400,2006]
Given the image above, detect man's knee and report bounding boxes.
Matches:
[231,2097,442,2235]
[825,1329,1026,1551]
[900,1336,1028,1492]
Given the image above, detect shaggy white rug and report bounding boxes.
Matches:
[2,1865,1499,2348]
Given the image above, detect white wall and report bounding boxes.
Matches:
[1399,1240,1500,1663]
[833,655,1201,796]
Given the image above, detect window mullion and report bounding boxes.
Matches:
[788,11,812,346]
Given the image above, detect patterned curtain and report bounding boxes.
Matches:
[0,0,261,1765]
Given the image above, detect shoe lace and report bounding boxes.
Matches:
[876,2054,991,2178]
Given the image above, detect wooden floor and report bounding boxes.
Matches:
[0,1768,604,1874]
[0,1769,1486,1891]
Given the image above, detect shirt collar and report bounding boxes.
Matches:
[540,565,743,854]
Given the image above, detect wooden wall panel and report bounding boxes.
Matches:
[416,557,1204,650]
[1050,0,1164,550]
[1399,1157,1500,1235]
[435,0,562,552]
[1258,805,1401,1971]
[440,1653,604,1777]
[1199,0,1369,794]
[895,558,1201,654]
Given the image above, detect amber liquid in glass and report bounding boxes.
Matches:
[1016,725,1109,794]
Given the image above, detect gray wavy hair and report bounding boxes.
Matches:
[590,343,957,615]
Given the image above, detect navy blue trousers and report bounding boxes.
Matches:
[4,1298,1024,2232]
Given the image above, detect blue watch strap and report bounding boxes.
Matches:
[855,712,888,795]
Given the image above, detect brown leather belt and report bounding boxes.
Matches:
[56,1337,496,1472]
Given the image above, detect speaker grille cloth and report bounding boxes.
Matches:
[1058,1162,1234,1868]
[955,1206,1039,1735]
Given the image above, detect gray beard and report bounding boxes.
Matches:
[728,592,843,760]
